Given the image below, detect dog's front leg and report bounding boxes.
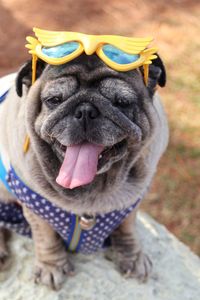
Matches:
[110,209,152,282]
[23,206,74,290]
[0,228,10,270]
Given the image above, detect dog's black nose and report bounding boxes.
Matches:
[74,103,99,122]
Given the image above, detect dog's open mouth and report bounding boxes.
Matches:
[54,139,127,189]
[97,139,127,170]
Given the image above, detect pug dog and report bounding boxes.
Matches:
[0,53,168,290]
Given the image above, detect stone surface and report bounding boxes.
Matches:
[0,212,199,300]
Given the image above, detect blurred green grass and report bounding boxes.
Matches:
[142,33,200,254]
[142,7,200,254]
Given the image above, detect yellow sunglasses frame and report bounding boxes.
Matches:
[33,42,84,65]
[26,27,158,85]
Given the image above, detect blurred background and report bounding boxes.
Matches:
[0,0,199,255]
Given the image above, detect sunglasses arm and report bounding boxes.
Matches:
[22,54,37,154]
[143,64,149,86]
[32,54,38,85]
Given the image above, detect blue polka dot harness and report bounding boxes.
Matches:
[0,80,141,254]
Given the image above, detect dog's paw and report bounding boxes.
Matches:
[117,251,152,282]
[34,259,75,290]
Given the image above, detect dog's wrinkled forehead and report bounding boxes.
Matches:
[41,53,143,86]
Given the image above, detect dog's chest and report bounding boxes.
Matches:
[0,163,140,254]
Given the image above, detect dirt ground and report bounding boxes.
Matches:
[0,0,200,255]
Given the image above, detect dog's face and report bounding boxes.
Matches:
[16,53,166,205]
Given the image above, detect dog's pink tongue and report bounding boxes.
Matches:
[56,143,104,189]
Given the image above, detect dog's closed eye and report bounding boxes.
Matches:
[41,75,79,106]
[42,95,63,109]
[113,95,135,108]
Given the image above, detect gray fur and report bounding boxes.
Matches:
[0,54,169,213]
[0,53,169,287]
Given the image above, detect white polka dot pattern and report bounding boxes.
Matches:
[78,203,139,254]
[0,166,141,254]
[0,201,31,236]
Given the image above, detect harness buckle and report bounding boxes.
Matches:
[79,214,96,230]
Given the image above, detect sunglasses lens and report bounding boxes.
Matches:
[102,45,139,64]
[41,42,80,58]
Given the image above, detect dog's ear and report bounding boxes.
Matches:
[140,54,166,97]
[147,54,166,96]
[16,59,46,97]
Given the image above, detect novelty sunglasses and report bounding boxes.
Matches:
[26,28,158,85]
